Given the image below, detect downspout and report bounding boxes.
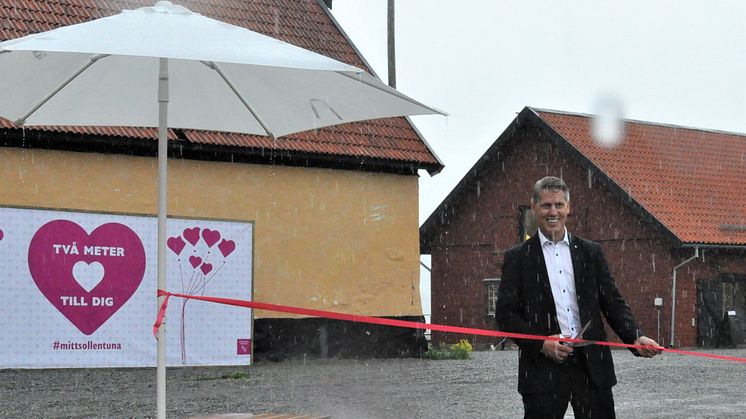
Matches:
[669,247,699,348]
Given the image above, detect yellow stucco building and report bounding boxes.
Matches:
[0,1,443,359]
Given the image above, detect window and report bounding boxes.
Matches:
[535,143,549,166]
[519,206,537,242]
[484,278,501,316]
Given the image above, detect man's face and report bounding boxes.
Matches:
[531,189,570,241]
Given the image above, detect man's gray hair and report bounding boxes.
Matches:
[532,176,570,203]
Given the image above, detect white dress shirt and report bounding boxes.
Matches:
[538,228,582,338]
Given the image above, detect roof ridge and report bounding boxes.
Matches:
[188,130,429,153]
[529,106,746,138]
[0,0,444,174]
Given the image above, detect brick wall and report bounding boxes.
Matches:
[428,124,746,348]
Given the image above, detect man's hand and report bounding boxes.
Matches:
[541,335,573,363]
[634,336,662,358]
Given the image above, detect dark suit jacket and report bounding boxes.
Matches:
[495,234,643,394]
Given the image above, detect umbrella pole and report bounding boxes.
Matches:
[156,57,169,419]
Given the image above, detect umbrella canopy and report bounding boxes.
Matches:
[0,1,443,137]
[0,2,444,418]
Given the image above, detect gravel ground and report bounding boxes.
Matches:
[1,348,745,418]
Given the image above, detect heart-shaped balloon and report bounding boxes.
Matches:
[200,262,213,275]
[167,236,186,255]
[182,227,200,246]
[218,239,236,257]
[189,255,202,268]
[201,228,221,248]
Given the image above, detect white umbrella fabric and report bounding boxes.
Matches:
[0,2,444,417]
[0,1,442,136]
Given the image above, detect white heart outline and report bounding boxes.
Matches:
[72,261,105,292]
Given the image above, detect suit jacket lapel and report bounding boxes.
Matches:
[528,234,545,271]
[569,235,590,324]
[528,235,548,286]
[528,235,557,328]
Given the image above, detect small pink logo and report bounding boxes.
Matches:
[0,229,4,241]
[28,220,146,335]
[237,339,251,355]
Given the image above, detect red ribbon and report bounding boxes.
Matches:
[153,289,746,364]
[152,292,171,338]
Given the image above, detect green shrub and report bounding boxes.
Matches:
[221,371,251,380]
[424,339,473,360]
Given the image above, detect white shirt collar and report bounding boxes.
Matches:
[538,228,569,246]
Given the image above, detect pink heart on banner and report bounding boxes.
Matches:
[0,229,4,241]
[201,228,221,248]
[189,255,202,268]
[28,220,146,335]
[167,236,186,255]
[218,239,236,257]
[183,227,200,245]
[200,262,213,275]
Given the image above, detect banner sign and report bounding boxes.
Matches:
[0,207,253,368]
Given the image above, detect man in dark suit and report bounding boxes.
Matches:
[496,176,661,419]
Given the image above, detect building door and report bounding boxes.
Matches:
[697,279,722,347]
[697,274,746,347]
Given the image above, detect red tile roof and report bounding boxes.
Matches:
[0,0,441,171]
[534,108,746,246]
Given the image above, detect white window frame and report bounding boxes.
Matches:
[484,277,501,316]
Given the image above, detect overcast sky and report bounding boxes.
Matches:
[330,0,746,225]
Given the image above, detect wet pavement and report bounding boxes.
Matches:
[2,348,745,418]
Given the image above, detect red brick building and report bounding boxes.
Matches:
[420,107,746,349]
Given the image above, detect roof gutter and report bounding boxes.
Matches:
[317,0,445,175]
[681,243,746,250]
[670,247,699,348]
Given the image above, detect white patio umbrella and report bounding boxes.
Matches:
[0,2,444,417]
